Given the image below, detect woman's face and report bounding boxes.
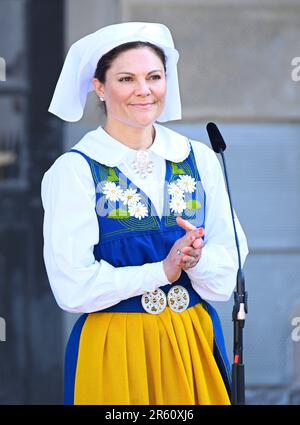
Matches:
[93,47,166,129]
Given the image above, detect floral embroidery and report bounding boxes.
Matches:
[120,188,141,206]
[170,197,186,214]
[176,175,196,193]
[128,202,148,220]
[167,182,185,199]
[102,181,148,220]
[70,142,205,240]
[168,175,197,214]
[102,182,123,202]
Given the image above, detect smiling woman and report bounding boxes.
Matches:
[42,22,248,405]
[92,44,167,145]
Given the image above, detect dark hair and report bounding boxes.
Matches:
[94,41,167,83]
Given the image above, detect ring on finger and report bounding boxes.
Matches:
[176,248,181,255]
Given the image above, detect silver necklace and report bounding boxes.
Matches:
[131,149,154,179]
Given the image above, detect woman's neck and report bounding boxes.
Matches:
[103,119,155,150]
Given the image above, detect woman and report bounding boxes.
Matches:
[42,22,248,405]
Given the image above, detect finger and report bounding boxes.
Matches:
[181,247,201,259]
[181,246,192,256]
[182,257,198,270]
[185,229,204,246]
[182,254,197,263]
[176,216,197,231]
[178,257,199,269]
[197,227,205,238]
[181,246,197,256]
[176,254,193,267]
[192,238,204,249]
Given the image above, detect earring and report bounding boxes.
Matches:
[99,96,104,102]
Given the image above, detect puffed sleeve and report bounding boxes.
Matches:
[185,140,249,301]
[41,153,170,313]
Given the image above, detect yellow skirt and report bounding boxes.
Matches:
[65,303,230,405]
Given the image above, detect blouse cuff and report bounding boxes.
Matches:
[185,245,211,288]
[113,260,171,301]
[184,245,236,301]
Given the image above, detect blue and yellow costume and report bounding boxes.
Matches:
[64,143,231,405]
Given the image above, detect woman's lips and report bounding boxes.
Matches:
[129,103,155,109]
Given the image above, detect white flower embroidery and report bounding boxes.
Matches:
[102,182,148,219]
[170,197,186,214]
[168,174,197,214]
[128,201,148,220]
[120,188,141,206]
[102,182,124,202]
[176,175,196,193]
[167,182,185,199]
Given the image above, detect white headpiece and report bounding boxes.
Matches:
[48,22,181,122]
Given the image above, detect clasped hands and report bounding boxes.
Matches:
[163,216,204,283]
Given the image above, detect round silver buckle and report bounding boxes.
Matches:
[141,288,167,314]
[167,285,190,313]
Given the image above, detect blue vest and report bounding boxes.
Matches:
[69,141,206,312]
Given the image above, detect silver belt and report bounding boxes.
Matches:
[141,285,190,314]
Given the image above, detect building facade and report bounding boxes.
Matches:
[0,0,300,404]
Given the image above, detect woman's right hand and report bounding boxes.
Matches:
[163,217,204,283]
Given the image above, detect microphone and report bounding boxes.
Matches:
[206,122,248,405]
[206,122,226,153]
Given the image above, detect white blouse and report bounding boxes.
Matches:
[41,123,248,313]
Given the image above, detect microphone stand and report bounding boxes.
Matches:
[219,149,248,405]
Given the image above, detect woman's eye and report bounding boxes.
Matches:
[118,75,162,82]
[119,76,132,82]
[150,75,161,80]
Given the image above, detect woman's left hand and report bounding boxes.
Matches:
[176,216,204,271]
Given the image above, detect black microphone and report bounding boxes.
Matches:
[206,122,226,153]
[206,122,248,405]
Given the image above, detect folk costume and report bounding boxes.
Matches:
[42,22,248,405]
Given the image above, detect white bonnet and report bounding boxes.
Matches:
[48,22,181,122]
